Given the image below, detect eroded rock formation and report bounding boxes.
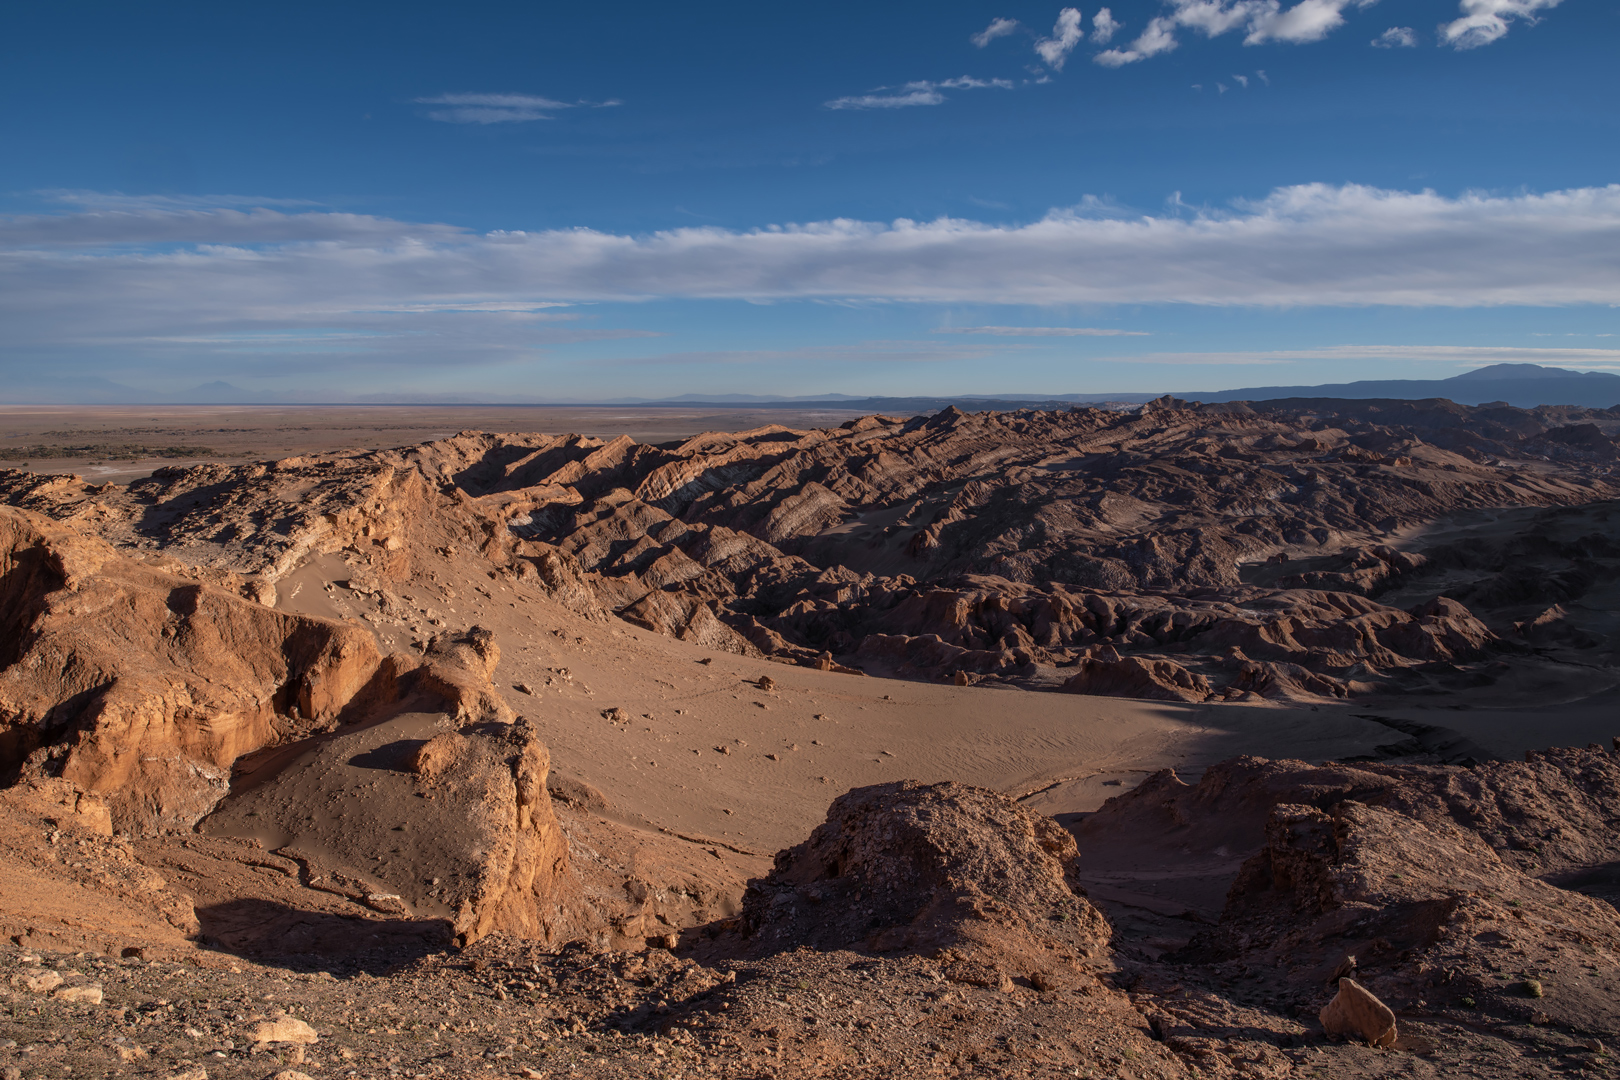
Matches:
[4,397,1617,705]
[0,507,389,834]
[0,505,588,947]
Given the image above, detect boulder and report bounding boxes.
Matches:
[413,627,513,725]
[1320,978,1397,1046]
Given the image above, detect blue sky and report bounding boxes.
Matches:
[2,0,1617,401]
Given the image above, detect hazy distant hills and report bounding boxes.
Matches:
[5,363,1618,410]
[606,364,1620,411]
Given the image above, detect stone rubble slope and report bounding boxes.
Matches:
[1082,747,1620,1049]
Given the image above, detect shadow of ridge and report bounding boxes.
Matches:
[195,898,455,976]
[347,738,427,771]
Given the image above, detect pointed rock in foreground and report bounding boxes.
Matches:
[1320,977,1397,1047]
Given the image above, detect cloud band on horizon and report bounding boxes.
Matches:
[3,182,1619,368]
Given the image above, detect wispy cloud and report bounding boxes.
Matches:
[971,17,1021,47]
[1096,17,1180,66]
[1096,345,1620,368]
[1035,8,1087,69]
[1372,26,1418,47]
[5,184,1620,376]
[825,77,1013,110]
[415,92,620,124]
[605,341,1009,366]
[939,76,1016,89]
[825,87,945,110]
[1097,0,1380,65]
[36,190,323,211]
[1440,0,1563,50]
[935,326,1151,337]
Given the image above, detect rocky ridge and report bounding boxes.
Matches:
[4,397,1617,710]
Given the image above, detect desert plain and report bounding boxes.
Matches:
[2,396,1619,1080]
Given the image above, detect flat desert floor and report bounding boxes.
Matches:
[0,404,873,483]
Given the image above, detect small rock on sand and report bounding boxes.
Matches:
[251,1016,319,1045]
[19,970,62,994]
[1319,977,1396,1047]
[52,983,102,1004]
[365,893,411,916]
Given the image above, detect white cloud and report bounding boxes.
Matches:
[1233,73,1249,87]
[1372,26,1418,47]
[1243,0,1374,44]
[414,92,617,124]
[935,326,1151,336]
[1441,0,1563,50]
[1171,0,1266,37]
[1096,0,1378,65]
[825,77,1012,110]
[1092,8,1122,44]
[1035,8,1086,69]
[5,184,1620,374]
[971,17,1021,47]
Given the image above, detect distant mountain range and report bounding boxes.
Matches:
[5,363,1618,410]
[1180,363,1620,410]
[598,364,1620,410]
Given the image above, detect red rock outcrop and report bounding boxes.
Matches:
[0,507,392,834]
[420,722,584,946]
